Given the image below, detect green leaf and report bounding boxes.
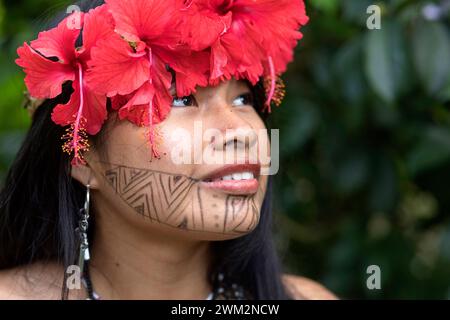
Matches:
[0,131,25,165]
[364,20,410,103]
[280,99,320,154]
[369,155,398,212]
[342,0,378,25]
[333,37,367,105]
[407,126,450,175]
[332,37,368,130]
[309,0,339,15]
[412,20,450,95]
[0,74,29,132]
[438,81,450,102]
[333,149,370,195]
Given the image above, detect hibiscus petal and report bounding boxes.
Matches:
[118,58,172,126]
[16,43,75,99]
[220,27,264,83]
[235,0,309,73]
[188,0,308,85]
[86,33,150,97]
[30,12,83,64]
[151,58,173,123]
[78,4,115,62]
[51,77,86,165]
[209,40,230,82]
[155,46,209,97]
[105,0,179,43]
[117,82,154,126]
[111,93,133,110]
[181,2,231,51]
[51,77,107,135]
[117,81,166,158]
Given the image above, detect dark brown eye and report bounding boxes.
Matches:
[172,95,196,107]
[232,93,254,107]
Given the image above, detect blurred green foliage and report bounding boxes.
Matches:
[0,0,449,299]
[272,0,450,299]
[0,0,77,181]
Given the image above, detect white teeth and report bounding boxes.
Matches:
[232,173,243,180]
[242,172,254,180]
[219,172,254,181]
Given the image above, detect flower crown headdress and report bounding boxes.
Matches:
[16,0,309,165]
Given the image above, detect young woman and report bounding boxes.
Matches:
[0,0,336,300]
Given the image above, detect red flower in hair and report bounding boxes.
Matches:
[182,0,309,110]
[86,0,210,157]
[15,0,309,164]
[16,5,115,164]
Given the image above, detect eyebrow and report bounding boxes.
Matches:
[236,79,253,91]
[169,78,252,98]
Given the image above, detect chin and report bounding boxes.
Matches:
[141,216,261,242]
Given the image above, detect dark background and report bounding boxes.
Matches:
[0,0,449,299]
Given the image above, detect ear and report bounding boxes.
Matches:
[71,162,100,189]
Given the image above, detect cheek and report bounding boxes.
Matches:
[95,116,190,173]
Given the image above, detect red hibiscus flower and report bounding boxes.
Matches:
[15,0,309,164]
[86,0,210,158]
[181,0,309,110]
[16,5,115,165]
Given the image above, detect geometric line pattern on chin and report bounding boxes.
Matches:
[101,162,259,235]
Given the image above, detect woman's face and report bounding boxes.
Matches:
[84,78,269,241]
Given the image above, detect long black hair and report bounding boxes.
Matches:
[0,0,291,300]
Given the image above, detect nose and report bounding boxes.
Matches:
[209,109,258,154]
[197,81,259,158]
[221,127,257,152]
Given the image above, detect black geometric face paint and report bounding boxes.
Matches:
[101,162,260,235]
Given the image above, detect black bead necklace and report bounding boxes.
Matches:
[81,261,248,300]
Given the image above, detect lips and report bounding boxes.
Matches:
[199,163,261,195]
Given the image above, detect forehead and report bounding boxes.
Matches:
[171,78,250,95]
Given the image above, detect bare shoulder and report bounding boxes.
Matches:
[0,261,66,300]
[282,274,338,300]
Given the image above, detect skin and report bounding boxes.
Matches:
[70,79,268,299]
[83,79,268,240]
[0,79,336,300]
